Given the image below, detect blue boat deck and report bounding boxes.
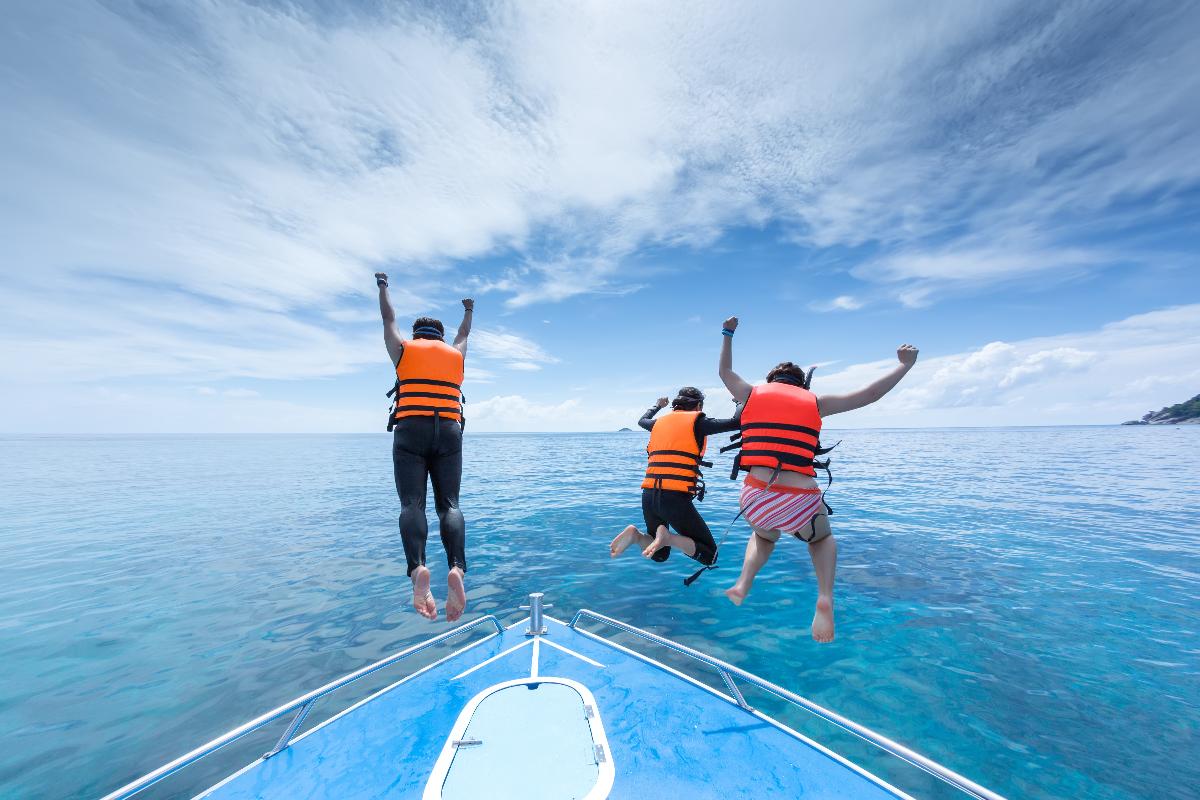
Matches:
[199,615,908,799]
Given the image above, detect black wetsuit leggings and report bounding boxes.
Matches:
[642,488,717,566]
[392,416,466,577]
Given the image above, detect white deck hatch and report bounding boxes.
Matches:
[425,677,615,800]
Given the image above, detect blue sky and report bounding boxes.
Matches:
[2,1,1198,432]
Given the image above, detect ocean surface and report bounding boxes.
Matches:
[1,427,1197,800]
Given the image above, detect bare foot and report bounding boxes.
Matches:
[610,525,640,558]
[642,525,671,559]
[812,596,835,643]
[446,568,467,623]
[724,585,747,606]
[411,566,437,621]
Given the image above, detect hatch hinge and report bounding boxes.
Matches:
[584,704,595,718]
[594,744,607,763]
[452,738,483,748]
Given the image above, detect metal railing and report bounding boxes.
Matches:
[99,615,505,800]
[568,608,1007,800]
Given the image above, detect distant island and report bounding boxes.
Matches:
[618,427,634,432]
[1123,393,1200,425]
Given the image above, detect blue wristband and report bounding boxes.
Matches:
[722,328,735,337]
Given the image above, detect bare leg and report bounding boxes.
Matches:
[808,534,837,643]
[445,566,467,623]
[411,565,437,621]
[642,525,698,560]
[611,524,653,557]
[724,529,777,606]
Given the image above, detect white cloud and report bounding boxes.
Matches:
[458,307,1186,431]
[4,383,374,434]
[470,329,557,363]
[4,0,1196,325]
[6,305,1194,432]
[809,295,864,312]
[465,366,497,384]
[325,309,378,324]
[468,258,646,309]
[0,279,380,383]
[1,1,1199,433]
[855,241,1116,307]
[997,347,1093,389]
[469,328,559,373]
[466,394,630,432]
[813,305,1200,427]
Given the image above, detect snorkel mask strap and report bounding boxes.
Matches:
[769,367,816,390]
[803,366,817,390]
[412,326,444,340]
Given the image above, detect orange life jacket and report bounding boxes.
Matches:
[389,338,464,427]
[732,382,823,477]
[641,410,709,497]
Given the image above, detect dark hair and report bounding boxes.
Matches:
[411,317,445,340]
[672,386,705,411]
[766,361,810,387]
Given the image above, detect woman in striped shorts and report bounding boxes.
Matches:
[718,315,919,642]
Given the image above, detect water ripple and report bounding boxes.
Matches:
[0,428,1196,799]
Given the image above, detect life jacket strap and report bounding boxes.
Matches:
[739,421,820,437]
[396,378,461,390]
[766,462,783,488]
[643,471,701,483]
[395,404,464,415]
[394,390,463,402]
[386,380,400,431]
[737,449,815,469]
[647,449,703,461]
[648,455,700,470]
[815,438,841,456]
[738,435,817,452]
[684,507,743,587]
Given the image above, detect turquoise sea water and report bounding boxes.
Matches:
[1,428,1197,800]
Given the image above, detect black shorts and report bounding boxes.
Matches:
[641,488,717,566]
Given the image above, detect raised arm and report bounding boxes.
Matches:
[817,344,919,417]
[639,397,669,431]
[375,272,404,366]
[718,316,753,404]
[453,298,474,355]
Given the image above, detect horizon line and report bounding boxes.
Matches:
[5,423,1189,436]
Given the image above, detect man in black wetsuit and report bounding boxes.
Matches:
[609,387,740,567]
[376,271,473,622]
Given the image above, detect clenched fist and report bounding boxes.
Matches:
[897,344,919,366]
[723,316,738,331]
[462,298,475,311]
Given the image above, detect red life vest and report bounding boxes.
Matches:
[388,338,464,429]
[641,410,708,497]
[734,383,822,477]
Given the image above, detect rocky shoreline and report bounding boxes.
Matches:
[1123,393,1200,425]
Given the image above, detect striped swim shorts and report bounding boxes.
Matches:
[739,474,828,540]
